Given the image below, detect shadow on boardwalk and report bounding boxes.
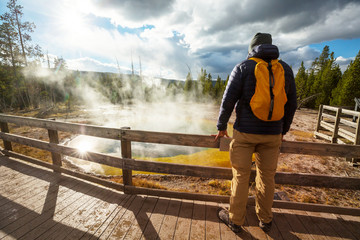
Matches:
[1,155,360,239]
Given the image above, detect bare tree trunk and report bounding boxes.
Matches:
[14,8,27,66]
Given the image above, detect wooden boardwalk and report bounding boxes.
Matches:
[1,155,360,240]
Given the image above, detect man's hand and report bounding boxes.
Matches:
[212,130,229,142]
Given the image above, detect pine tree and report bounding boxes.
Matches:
[3,0,41,66]
[214,75,222,100]
[332,50,360,106]
[307,46,342,107]
[184,72,192,92]
[315,52,341,106]
[294,61,307,100]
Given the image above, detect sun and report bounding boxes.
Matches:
[56,8,87,33]
[76,140,92,154]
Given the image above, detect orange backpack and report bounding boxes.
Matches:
[249,57,287,121]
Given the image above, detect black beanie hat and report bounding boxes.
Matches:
[248,32,272,52]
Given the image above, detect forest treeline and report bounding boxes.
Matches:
[295,46,360,108]
[1,0,360,112]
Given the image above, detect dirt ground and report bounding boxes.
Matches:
[2,106,360,207]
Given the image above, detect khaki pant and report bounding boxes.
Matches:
[229,130,282,225]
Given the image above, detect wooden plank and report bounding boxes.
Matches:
[292,209,328,240]
[0,174,80,230]
[0,177,52,215]
[0,179,97,239]
[273,171,360,190]
[6,182,98,239]
[3,151,124,192]
[0,114,122,140]
[106,195,147,239]
[271,200,360,216]
[173,199,193,240]
[0,122,12,151]
[88,195,136,240]
[338,214,360,239]
[1,182,79,233]
[319,212,358,240]
[78,194,131,240]
[43,189,123,240]
[355,113,360,145]
[278,208,312,240]
[315,104,324,132]
[323,105,339,112]
[121,127,132,188]
[331,108,341,143]
[48,128,62,169]
[22,183,108,240]
[121,129,220,148]
[0,170,43,198]
[338,128,356,141]
[157,198,182,239]
[280,140,360,158]
[124,158,232,179]
[0,162,55,207]
[126,186,230,202]
[340,118,357,128]
[313,131,332,142]
[224,135,360,158]
[124,196,159,239]
[304,211,343,240]
[341,108,360,116]
[189,201,206,240]
[320,120,335,132]
[270,208,294,240]
[0,132,124,169]
[0,114,219,148]
[0,160,35,181]
[321,112,336,121]
[140,197,170,240]
[5,150,360,205]
[204,201,220,240]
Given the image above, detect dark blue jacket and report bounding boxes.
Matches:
[217,44,297,135]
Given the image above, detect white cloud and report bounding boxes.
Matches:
[335,56,355,72]
[281,46,320,73]
[18,0,360,79]
[66,57,122,73]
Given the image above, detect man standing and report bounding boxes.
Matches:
[214,33,297,233]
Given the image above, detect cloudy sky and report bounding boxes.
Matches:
[1,0,360,80]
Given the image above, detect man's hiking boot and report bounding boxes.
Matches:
[217,208,242,233]
[259,220,272,232]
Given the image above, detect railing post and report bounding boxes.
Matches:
[353,113,360,166]
[315,104,324,138]
[0,122,12,151]
[353,98,359,122]
[121,127,133,193]
[332,108,342,144]
[47,120,62,172]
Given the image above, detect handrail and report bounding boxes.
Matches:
[314,105,360,166]
[1,113,360,202]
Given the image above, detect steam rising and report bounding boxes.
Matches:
[22,63,219,175]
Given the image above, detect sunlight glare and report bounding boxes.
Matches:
[57,8,87,33]
[76,140,92,154]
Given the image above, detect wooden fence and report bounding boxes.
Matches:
[314,104,360,165]
[1,113,360,215]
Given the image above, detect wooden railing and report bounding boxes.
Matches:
[1,113,360,215]
[314,104,360,165]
